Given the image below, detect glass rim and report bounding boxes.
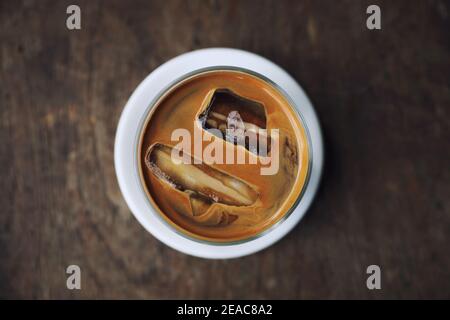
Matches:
[135,66,313,246]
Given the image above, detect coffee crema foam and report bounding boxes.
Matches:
[139,70,309,242]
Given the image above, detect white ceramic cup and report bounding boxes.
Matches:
[114,48,323,259]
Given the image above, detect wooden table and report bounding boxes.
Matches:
[1,0,449,299]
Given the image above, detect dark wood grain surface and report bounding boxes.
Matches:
[0,0,449,299]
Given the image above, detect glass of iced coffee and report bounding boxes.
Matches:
[138,67,311,243]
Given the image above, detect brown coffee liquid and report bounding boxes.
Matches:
[139,70,309,242]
